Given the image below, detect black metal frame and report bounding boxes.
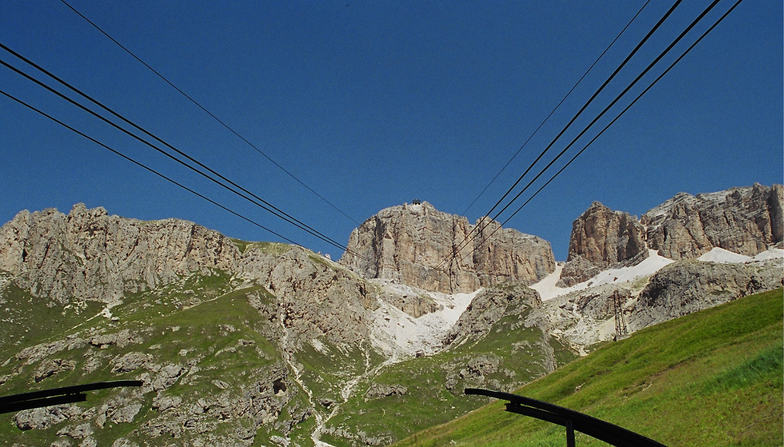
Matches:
[465,388,665,447]
[0,380,143,414]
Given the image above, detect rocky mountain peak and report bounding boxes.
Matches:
[0,204,240,304]
[339,202,555,293]
[69,202,108,218]
[558,201,647,287]
[558,183,783,286]
[642,183,783,259]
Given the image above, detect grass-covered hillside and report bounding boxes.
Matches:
[0,254,577,446]
[395,288,783,447]
[0,270,309,446]
[321,290,577,445]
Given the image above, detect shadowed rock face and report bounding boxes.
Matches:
[642,183,784,259]
[558,202,648,287]
[558,184,783,286]
[338,202,555,293]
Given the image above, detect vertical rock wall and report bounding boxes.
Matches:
[558,184,783,286]
[339,202,555,293]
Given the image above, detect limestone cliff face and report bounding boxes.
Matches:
[558,184,783,286]
[558,202,647,286]
[338,202,555,293]
[0,204,239,304]
[642,183,783,259]
[630,260,783,331]
[0,204,376,348]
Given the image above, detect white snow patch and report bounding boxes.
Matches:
[698,247,752,263]
[531,250,674,300]
[697,247,784,264]
[370,282,482,359]
[752,248,784,262]
[529,263,565,301]
[311,338,328,355]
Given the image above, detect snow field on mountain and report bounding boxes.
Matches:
[532,247,784,301]
[369,280,482,358]
[698,247,784,264]
[368,247,783,358]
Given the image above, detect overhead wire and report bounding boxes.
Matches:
[482,0,723,224]
[0,46,354,255]
[460,0,651,216]
[443,0,684,271]
[58,0,361,226]
[452,0,742,268]
[440,0,684,272]
[0,88,301,246]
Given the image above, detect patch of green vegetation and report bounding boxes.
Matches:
[325,303,577,445]
[230,237,250,253]
[308,253,332,268]
[395,288,784,447]
[0,281,103,359]
[0,272,290,446]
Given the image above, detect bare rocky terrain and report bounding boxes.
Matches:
[0,183,781,446]
[339,201,555,293]
[558,183,783,286]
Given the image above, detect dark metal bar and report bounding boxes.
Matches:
[466,388,666,447]
[0,380,142,414]
[0,393,87,414]
[505,403,566,427]
[566,419,575,447]
[0,380,142,405]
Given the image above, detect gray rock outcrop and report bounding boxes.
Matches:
[0,204,238,304]
[630,260,783,330]
[339,202,555,293]
[364,383,408,401]
[559,184,783,286]
[443,284,541,345]
[0,204,378,350]
[558,202,647,286]
[642,183,783,259]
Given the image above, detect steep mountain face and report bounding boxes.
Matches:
[532,259,782,350]
[630,260,783,331]
[339,202,555,293]
[1,186,781,447]
[0,204,377,350]
[642,183,783,259]
[0,204,571,447]
[558,202,648,286]
[0,203,238,304]
[559,184,783,286]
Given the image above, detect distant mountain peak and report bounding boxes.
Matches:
[340,202,555,293]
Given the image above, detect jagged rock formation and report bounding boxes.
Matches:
[629,260,783,331]
[1,188,782,446]
[558,202,648,286]
[339,202,555,293]
[0,203,569,446]
[0,204,238,304]
[443,284,541,345]
[531,257,782,350]
[559,184,783,286]
[642,183,783,259]
[0,204,379,351]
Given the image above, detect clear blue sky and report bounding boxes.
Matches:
[0,1,781,260]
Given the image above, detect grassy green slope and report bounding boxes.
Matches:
[0,263,390,446]
[0,271,300,446]
[323,307,577,446]
[395,288,783,447]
